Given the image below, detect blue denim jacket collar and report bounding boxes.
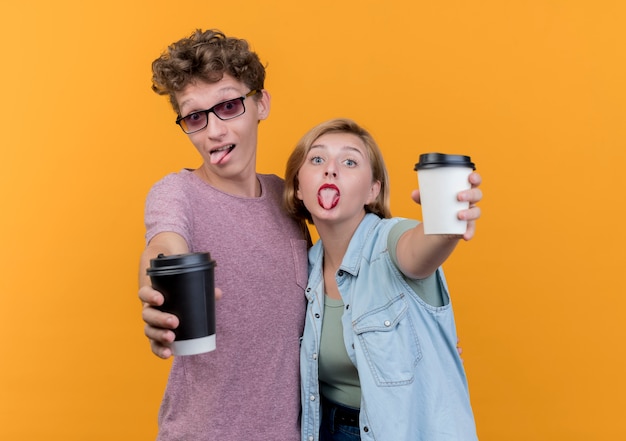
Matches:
[307,213,381,285]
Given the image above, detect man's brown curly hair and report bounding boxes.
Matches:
[151,29,266,115]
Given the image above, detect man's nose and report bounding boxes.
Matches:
[205,112,227,138]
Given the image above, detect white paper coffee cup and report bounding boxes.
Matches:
[414,153,476,235]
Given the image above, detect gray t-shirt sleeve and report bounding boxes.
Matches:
[144,172,192,247]
[388,219,446,307]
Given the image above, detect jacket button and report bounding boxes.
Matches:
[363,426,369,432]
[384,320,391,327]
[310,395,316,401]
[337,270,344,276]
[315,313,320,318]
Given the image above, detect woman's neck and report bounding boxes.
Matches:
[317,211,366,272]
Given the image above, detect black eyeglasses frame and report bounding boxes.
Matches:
[175,89,260,134]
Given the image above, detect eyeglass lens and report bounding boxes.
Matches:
[179,97,246,133]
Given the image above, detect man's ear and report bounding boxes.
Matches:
[256,89,271,121]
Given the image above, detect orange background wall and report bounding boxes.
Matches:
[1,1,624,439]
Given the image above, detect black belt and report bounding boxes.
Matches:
[322,395,360,428]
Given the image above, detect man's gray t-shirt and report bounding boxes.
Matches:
[145,169,308,440]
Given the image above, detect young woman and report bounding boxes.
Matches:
[283,118,482,441]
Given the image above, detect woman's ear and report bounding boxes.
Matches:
[366,180,381,205]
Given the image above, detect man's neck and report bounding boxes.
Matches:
[193,166,261,197]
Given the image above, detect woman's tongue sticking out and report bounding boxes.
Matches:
[318,185,340,209]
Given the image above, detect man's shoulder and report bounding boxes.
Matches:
[258,173,286,195]
[258,173,284,185]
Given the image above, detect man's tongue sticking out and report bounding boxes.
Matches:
[318,185,340,210]
[210,145,233,164]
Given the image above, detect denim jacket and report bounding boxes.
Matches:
[301,214,478,441]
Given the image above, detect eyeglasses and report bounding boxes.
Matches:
[175,89,260,134]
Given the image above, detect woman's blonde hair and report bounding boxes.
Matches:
[283,118,391,223]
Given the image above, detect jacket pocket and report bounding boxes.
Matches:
[352,294,422,386]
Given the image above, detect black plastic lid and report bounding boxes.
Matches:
[414,153,476,171]
[147,252,215,275]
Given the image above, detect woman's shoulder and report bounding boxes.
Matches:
[357,216,417,253]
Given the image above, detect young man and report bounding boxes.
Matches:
[138,29,308,440]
